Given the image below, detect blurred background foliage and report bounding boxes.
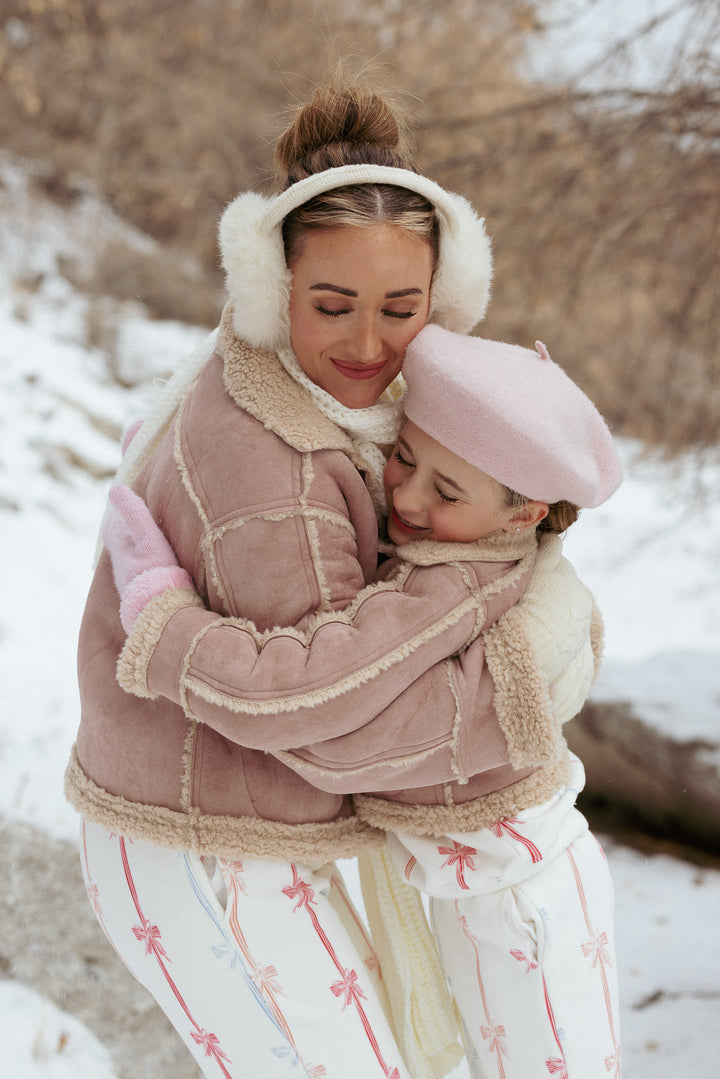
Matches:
[1,0,718,449]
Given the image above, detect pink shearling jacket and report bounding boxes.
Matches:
[66,307,549,863]
[111,530,600,843]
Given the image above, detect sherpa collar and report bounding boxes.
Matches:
[389,527,538,568]
[218,304,358,456]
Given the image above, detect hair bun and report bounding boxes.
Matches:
[274,81,409,183]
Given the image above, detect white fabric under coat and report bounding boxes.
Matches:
[388,756,622,1079]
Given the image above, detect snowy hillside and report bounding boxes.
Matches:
[1,155,719,1076]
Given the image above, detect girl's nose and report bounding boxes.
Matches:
[393,476,424,515]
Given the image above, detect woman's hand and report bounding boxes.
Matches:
[102,484,194,633]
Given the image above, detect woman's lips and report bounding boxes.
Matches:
[331,358,387,380]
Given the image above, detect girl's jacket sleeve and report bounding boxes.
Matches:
[116,535,598,791]
[116,536,534,766]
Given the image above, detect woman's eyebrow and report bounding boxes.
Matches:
[308,284,425,298]
[310,283,357,296]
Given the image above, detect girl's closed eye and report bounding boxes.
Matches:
[436,487,459,504]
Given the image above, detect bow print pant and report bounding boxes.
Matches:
[79,820,411,1079]
[388,755,622,1079]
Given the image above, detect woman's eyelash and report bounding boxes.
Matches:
[436,488,458,504]
[316,306,417,319]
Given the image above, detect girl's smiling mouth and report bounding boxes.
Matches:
[390,506,427,533]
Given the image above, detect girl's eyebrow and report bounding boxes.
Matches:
[398,434,469,497]
[434,472,467,495]
[309,284,425,298]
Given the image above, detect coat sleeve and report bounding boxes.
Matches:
[271,539,594,793]
[116,555,533,762]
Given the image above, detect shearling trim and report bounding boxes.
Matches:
[298,452,331,609]
[446,658,466,784]
[65,745,384,862]
[395,529,536,568]
[180,719,198,812]
[219,307,366,464]
[173,394,212,601]
[482,604,564,769]
[116,587,204,699]
[353,755,570,837]
[181,590,484,716]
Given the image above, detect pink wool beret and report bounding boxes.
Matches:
[402,324,623,507]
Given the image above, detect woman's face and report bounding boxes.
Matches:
[287,224,434,409]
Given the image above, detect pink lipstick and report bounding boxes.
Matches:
[331,359,387,380]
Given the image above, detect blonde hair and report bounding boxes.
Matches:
[273,76,439,268]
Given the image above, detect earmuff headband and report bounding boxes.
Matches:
[219,165,493,351]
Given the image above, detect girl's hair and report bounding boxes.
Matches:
[504,488,580,535]
[273,76,439,268]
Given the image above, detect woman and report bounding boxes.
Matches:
[67,78,593,1079]
[67,76,493,1079]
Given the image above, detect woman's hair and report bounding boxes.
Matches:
[273,75,439,268]
[504,488,581,535]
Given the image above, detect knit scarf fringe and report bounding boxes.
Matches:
[358,845,463,1079]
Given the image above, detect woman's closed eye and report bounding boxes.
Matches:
[436,487,459,504]
[316,304,351,317]
[393,448,414,467]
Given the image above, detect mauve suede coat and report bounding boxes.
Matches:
[67,310,596,861]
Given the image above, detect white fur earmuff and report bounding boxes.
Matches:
[219,164,492,352]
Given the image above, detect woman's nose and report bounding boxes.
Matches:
[350,316,383,361]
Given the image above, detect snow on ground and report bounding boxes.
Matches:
[1,155,719,1074]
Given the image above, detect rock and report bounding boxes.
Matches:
[567,651,720,851]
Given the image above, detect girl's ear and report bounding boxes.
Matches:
[507,500,549,532]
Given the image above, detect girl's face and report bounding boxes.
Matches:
[384,421,537,545]
[287,224,434,410]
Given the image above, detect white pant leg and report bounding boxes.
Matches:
[387,757,621,1078]
[430,831,620,1079]
[80,820,410,1079]
[427,832,621,1079]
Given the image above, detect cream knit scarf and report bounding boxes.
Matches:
[277,346,406,518]
[359,845,463,1079]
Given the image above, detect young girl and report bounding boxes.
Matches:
[357,325,623,1079]
[102,323,623,1078]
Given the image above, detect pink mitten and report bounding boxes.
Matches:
[102,484,193,633]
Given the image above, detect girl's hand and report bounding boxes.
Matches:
[102,484,193,633]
